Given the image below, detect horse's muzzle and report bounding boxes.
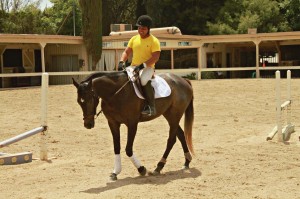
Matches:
[84,120,95,129]
[83,115,95,129]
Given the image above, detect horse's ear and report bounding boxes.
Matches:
[87,79,93,89]
[72,78,79,88]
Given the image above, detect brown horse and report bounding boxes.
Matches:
[72,71,194,180]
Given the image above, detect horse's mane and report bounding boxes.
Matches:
[82,71,126,83]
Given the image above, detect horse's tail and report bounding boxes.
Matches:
[184,79,194,155]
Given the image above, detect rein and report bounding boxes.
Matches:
[113,71,139,96]
[114,79,131,95]
[94,71,139,118]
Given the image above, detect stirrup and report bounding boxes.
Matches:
[141,105,153,116]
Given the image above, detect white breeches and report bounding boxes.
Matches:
[130,65,154,86]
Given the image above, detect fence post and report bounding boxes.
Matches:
[275,71,282,141]
[40,73,48,160]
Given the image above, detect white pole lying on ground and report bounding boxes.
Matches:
[0,127,45,148]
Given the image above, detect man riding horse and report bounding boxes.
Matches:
[73,15,194,181]
[118,15,160,116]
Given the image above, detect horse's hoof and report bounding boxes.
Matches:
[138,166,147,176]
[148,170,160,176]
[182,165,189,170]
[109,173,118,181]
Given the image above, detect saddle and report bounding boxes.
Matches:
[125,67,171,99]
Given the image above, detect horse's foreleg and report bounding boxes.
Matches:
[108,121,121,181]
[176,126,192,169]
[126,124,147,176]
[110,154,121,181]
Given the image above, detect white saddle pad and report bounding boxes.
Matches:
[126,67,171,99]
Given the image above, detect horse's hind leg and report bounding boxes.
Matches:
[150,124,178,175]
[176,126,192,169]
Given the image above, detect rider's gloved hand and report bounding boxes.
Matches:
[133,63,145,74]
[117,61,125,71]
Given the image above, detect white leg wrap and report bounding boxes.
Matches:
[129,154,142,168]
[113,154,121,174]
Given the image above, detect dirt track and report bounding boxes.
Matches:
[1,78,300,199]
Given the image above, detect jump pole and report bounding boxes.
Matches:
[0,127,45,148]
[0,73,49,164]
[267,70,295,141]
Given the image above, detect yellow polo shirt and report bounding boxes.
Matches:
[128,34,161,67]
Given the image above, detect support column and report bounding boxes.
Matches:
[197,43,203,80]
[171,49,174,69]
[254,40,261,78]
[0,46,7,88]
[0,46,6,71]
[39,43,47,73]
[275,41,282,65]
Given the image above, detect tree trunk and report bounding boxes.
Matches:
[79,0,102,71]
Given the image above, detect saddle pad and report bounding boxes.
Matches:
[126,67,171,99]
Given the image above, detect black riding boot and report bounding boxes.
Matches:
[141,81,156,116]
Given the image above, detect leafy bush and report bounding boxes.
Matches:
[182,72,197,80]
[201,71,218,79]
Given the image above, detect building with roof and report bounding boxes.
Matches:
[1,27,300,88]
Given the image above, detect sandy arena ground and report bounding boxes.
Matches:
[1,77,300,199]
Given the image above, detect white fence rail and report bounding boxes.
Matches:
[0,66,299,80]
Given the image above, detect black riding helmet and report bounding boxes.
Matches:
[136,15,152,28]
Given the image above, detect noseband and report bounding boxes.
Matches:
[82,89,100,120]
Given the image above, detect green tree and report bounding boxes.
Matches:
[207,0,243,34]
[102,0,137,36]
[279,0,300,31]
[1,4,46,34]
[239,0,290,33]
[146,0,225,35]
[79,0,102,70]
[0,0,50,34]
[38,8,57,34]
[47,0,82,35]
[207,0,291,34]
[0,10,8,32]
[0,0,39,12]
[135,0,147,19]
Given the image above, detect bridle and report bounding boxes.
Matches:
[82,71,139,120]
[81,89,100,120]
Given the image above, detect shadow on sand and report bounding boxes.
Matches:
[81,167,201,194]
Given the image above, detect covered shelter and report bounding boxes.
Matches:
[1,28,300,88]
[0,34,87,87]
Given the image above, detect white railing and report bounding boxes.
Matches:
[0,66,300,80]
